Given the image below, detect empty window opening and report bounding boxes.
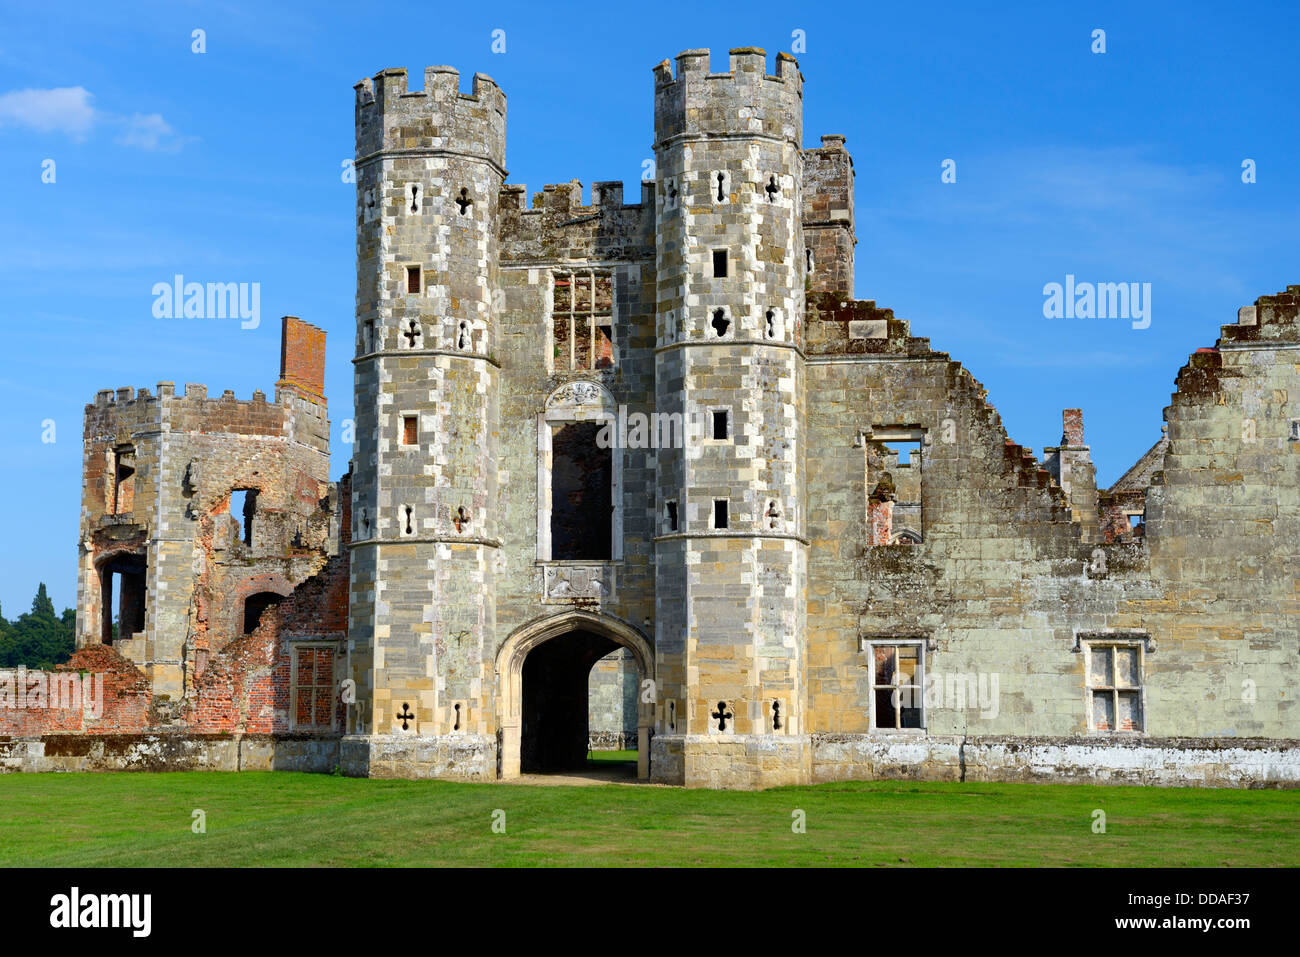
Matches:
[765,175,780,201]
[712,249,728,278]
[455,187,472,215]
[112,446,136,514]
[243,591,284,635]
[362,319,375,354]
[405,265,421,294]
[713,499,729,529]
[805,248,814,273]
[99,552,146,644]
[765,310,776,339]
[712,410,730,441]
[552,270,615,371]
[551,422,613,560]
[360,507,370,537]
[666,500,678,532]
[230,489,257,546]
[772,700,782,729]
[870,642,924,730]
[871,437,924,546]
[402,415,418,446]
[711,309,731,337]
[455,506,470,532]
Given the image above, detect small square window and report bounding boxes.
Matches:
[401,415,418,446]
[406,265,421,294]
[713,500,728,529]
[712,410,729,441]
[712,249,728,278]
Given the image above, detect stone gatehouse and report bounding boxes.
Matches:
[3,48,1297,788]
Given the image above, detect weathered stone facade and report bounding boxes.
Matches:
[4,48,1297,789]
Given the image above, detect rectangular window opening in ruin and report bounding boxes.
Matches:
[868,432,926,546]
[229,489,258,546]
[866,640,925,731]
[112,446,136,514]
[551,269,615,371]
[406,265,421,295]
[666,500,678,532]
[712,410,730,441]
[402,415,418,446]
[362,319,374,354]
[100,553,147,644]
[1084,639,1144,733]
[713,499,729,529]
[549,421,613,560]
[712,249,728,278]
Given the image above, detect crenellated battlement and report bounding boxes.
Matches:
[497,179,656,263]
[354,65,507,170]
[85,316,329,451]
[85,381,290,442]
[653,47,802,149]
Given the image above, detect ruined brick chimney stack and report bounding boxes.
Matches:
[278,316,326,401]
[1048,408,1101,542]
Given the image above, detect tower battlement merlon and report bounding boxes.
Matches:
[354,66,507,171]
[653,48,803,148]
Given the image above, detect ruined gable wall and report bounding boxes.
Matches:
[804,290,1300,771]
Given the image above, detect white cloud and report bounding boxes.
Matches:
[115,112,186,152]
[0,86,190,151]
[0,86,96,139]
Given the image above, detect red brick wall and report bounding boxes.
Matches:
[0,646,150,735]
[278,316,326,399]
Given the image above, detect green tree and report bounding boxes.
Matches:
[0,584,76,669]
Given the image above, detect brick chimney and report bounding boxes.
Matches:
[277,316,326,401]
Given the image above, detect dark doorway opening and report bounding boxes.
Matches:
[551,421,612,560]
[521,629,625,773]
[99,552,147,644]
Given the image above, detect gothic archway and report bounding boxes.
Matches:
[496,611,653,780]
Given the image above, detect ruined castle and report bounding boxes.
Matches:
[5,48,1297,788]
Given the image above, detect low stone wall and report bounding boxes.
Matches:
[338,733,497,780]
[0,733,340,774]
[588,731,634,751]
[650,734,811,788]
[812,734,1300,788]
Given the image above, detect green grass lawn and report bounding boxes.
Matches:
[587,749,637,764]
[0,772,1295,867]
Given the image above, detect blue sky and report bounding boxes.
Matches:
[1,0,1297,614]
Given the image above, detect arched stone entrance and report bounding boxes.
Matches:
[496,611,653,780]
